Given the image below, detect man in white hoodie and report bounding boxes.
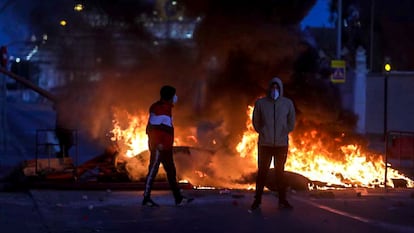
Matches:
[249,77,296,211]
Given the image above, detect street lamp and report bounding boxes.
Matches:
[384,60,391,73]
[383,57,391,140]
[383,56,391,189]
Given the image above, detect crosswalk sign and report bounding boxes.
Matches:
[330,60,346,83]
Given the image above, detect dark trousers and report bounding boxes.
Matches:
[55,127,74,157]
[254,145,288,203]
[143,149,182,201]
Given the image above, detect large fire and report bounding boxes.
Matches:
[110,106,414,189]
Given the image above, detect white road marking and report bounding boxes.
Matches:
[293,196,414,233]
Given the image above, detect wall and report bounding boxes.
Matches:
[366,72,414,134]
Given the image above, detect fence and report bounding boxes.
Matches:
[32,129,78,176]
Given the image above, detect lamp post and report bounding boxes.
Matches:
[383,57,391,140]
[383,57,391,189]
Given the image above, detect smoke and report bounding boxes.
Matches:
[119,145,257,188]
[174,147,257,188]
[46,1,325,187]
[10,1,323,147]
[9,1,364,187]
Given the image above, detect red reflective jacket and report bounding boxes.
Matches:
[146,100,174,150]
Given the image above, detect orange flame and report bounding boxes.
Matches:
[236,105,257,161]
[236,105,414,189]
[110,109,149,157]
[110,105,414,189]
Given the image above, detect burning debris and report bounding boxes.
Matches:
[3,105,412,191]
[110,105,414,190]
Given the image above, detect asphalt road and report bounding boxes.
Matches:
[1,188,414,233]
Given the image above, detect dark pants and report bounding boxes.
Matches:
[254,145,288,203]
[55,127,74,157]
[143,149,182,201]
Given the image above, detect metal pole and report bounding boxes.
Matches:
[384,130,388,189]
[369,0,375,70]
[384,73,388,140]
[0,67,56,103]
[383,72,388,189]
[336,0,342,59]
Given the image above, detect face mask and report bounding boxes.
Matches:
[271,90,279,100]
[172,95,178,104]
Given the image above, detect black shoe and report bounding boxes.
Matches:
[142,197,159,207]
[248,201,260,213]
[176,196,194,206]
[279,200,293,209]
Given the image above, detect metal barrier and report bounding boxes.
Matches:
[35,129,78,175]
[385,131,414,187]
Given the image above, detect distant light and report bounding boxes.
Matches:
[42,34,48,41]
[26,46,38,61]
[30,35,37,42]
[171,1,177,6]
[384,57,392,73]
[384,63,391,72]
[74,4,84,11]
[60,20,67,26]
[15,58,20,63]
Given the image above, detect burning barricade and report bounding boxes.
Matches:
[4,105,413,192]
[110,105,414,190]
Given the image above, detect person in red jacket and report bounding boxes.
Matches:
[142,85,193,207]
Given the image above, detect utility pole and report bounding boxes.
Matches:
[369,0,375,70]
[336,0,342,59]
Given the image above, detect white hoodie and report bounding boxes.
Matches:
[252,77,296,147]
